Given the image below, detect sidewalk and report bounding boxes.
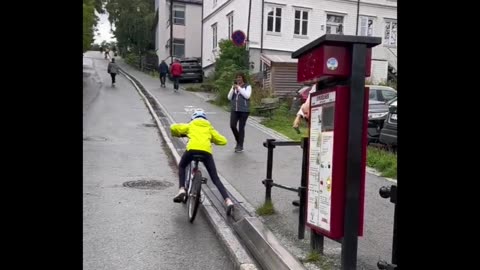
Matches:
[116,59,394,269]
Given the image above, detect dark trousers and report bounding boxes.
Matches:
[110,73,116,84]
[230,111,250,147]
[173,77,180,90]
[160,73,166,85]
[178,150,229,200]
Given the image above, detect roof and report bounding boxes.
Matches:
[260,53,298,66]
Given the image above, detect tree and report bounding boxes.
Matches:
[214,40,249,80]
[104,0,155,56]
[83,0,96,52]
[211,40,250,105]
[83,0,106,52]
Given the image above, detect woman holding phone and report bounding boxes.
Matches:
[227,72,252,153]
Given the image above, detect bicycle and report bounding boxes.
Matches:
[182,154,207,223]
[182,154,235,222]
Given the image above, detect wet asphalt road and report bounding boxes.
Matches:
[83,54,234,270]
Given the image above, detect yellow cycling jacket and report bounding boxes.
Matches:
[170,118,227,154]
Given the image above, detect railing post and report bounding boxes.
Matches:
[262,139,276,202]
[298,137,309,239]
[378,185,398,269]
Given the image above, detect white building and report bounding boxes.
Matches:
[202,0,397,84]
[154,0,203,64]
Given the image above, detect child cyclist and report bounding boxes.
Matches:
[170,109,234,213]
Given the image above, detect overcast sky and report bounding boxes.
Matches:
[94,11,116,44]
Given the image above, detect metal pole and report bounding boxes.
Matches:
[298,137,309,239]
[263,139,275,202]
[311,230,324,254]
[390,185,398,265]
[341,43,367,270]
[378,185,398,269]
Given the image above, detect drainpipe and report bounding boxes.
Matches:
[201,1,204,68]
[170,0,174,63]
[259,0,265,71]
[355,0,360,35]
[246,0,252,70]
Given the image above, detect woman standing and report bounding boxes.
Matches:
[227,72,252,153]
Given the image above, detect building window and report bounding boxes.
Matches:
[326,14,344,35]
[227,12,234,39]
[359,16,374,36]
[294,9,309,36]
[212,23,218,49]
[267,6,282,33]
[173,39,185,58]
[173,5,185,25]
[384,20,397,46]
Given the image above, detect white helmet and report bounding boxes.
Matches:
[191,109,207,120]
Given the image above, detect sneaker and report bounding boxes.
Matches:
[234,146,244,153]
[173,188,186,203]
[225,198,234,215]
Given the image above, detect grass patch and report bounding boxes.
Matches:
[304,251,321,262]
[367,146,397,178]
[185,83,203,92]
[256,200,275,216]
[261,114,308,141]
[299,251,334,269]
[149,70,159,78]
[260,102,308,141]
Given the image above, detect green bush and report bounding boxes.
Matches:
[213,64,239,105]
[125,53,140,67]
[214,40,249,80]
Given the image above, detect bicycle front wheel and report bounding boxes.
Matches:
[187,171,202,223]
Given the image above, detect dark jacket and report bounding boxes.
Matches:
[159,62,169,74]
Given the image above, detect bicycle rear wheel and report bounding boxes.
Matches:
[187,171,202,223]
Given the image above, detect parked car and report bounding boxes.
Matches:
[379,99,397,150]
[169,57,203,83]
[367,99,389,143]
[367,85,397,103]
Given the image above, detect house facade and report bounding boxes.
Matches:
[154,0,203,64]
[202,0,397,84]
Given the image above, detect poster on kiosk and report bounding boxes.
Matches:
[295,35,373,240]
[306,86,368,240]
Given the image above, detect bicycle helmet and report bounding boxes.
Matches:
[191,109,207,120]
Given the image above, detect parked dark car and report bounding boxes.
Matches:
[367,99,389,143]
[169,57,203,82]
[379,99,397,150]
